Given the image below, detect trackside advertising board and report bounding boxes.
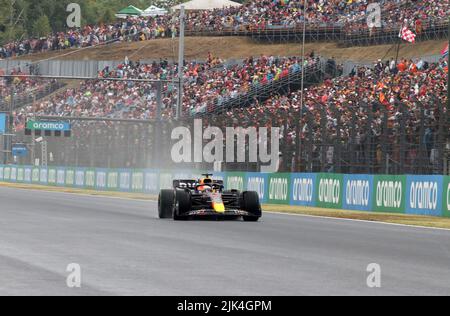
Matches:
[405,175,443,217]
[443,176,450,218]
[372,175,406,213]
[1,165,449,218]
[316,173,343,209]
[343,174,374,212]
[267,173,291,205]
[290,173,316,207]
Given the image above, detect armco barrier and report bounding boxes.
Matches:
[0,165,448,217]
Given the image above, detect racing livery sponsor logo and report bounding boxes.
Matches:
[343,175,373,211]
[406,175,443,216]
[372,176,405,213]
[316,174,343,208]
[290,173,316,206]
[267,173,290,204]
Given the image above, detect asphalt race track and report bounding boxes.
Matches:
[1,187,450,296]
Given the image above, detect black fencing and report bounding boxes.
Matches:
[184,20,449,46]
[11,94,449,176]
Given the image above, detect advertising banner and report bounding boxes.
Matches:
[24,167,32,183]
[131,170,144,193]
[3,166,10,181]
[85,169,96,189]
[246,173,269,203]
[267,173,291,205]
[443,176,450,218]
[10,167,17,182]
[74,169,86,188]
[107,170,119,191]
[17,167,24,183]
[56,168,66,186]
[31,167,39,183]
[95,169,108,190]
[65,169,75,187]
[48,168,57,186]
[119,170,132,192]
[225,172,246,191]
[316,173,343,209]
[159,172,174,190]
[290,173,316,207]
[0,165,4,180]
[405,175,443,217]
[144,170,159,194]
[372,175,406,213]
[39,168,48,184]
[343,174,374,211]
[0,113,6,134]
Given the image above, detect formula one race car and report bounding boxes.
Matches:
[158,174,262,221]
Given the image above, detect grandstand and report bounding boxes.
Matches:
[0,0,449,176]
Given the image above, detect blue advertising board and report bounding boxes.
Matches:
[343,174,374,211]
[12,144,28,157]
[405,175,444,216]
[290,173,317,207]
[0,113,7,134]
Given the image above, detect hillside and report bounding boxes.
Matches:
[13,37,447,62]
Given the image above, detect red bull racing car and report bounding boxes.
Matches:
[158,174,262,221]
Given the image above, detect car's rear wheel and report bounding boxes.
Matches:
[241,191,262,222]
[173,189,191,221]
[158,190,174,219]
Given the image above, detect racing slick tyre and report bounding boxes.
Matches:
[173,189,192,221]
[158,190,174,219]
[241,191,262,222]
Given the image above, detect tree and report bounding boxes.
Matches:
[101,8,116,24]
[33,15,51,38]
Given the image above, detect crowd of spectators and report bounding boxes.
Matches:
[12,53,316,126]
[1,0,448,58]
[210,57,449,172]
[0,68,58,110]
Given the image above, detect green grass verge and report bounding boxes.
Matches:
[2,182,450,230]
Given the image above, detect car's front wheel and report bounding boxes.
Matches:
[173,189,191,221]
[158,190,174,219]
[241,191,262,222]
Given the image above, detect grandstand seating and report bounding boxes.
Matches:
[1,0,448,58]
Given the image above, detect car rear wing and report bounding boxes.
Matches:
[173,179,224,190]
